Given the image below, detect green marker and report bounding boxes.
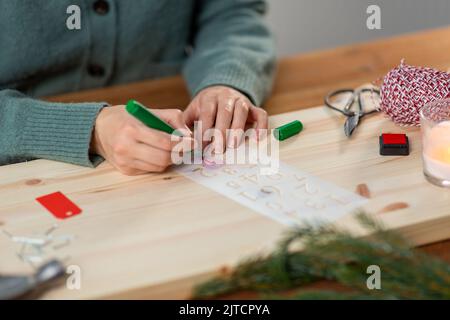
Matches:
[273,120,303,141]
[125,99,183,136]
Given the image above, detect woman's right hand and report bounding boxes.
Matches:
[91,105,193,175]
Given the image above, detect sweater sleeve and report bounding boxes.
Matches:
[182,0,276,106]
[0,89,107,167]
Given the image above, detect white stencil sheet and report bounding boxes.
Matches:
[176,162,367,226]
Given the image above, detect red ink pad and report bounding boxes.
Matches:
[379,134,410,156]
[36,191,82,220]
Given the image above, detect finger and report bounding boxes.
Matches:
[183,100,198,127]
[152,109,192,136]
[249,106,268,140]
[130,159,167,173]
[214,97,236,153]
[198,97,218,148]
[228,99,249,148]
[133,143,173,167]
[248,106,268,129]
[134,124,191,152]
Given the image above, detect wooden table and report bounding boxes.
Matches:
[1,27,450,299]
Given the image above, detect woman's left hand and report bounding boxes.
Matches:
[183,86,268,152]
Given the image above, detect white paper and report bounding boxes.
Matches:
[176,161,366,227]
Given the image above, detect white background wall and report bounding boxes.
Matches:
[265,0,450,56]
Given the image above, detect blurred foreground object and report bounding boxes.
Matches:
[0,260,65,300]
[194,213,450,300]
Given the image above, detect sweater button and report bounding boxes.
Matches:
[88,64,105,77]
[93,0,109,15]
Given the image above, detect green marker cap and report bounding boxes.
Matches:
[273,120,303,141]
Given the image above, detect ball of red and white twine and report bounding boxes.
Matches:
[378,60,450,126]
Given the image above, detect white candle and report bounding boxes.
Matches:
[423,120,450,180]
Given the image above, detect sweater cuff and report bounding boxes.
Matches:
[187,60,269,106]
[19,101,107,167]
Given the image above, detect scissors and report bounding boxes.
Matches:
[0,259,65,299]
[324,88,380,137]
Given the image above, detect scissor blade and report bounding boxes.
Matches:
[344,115,360,137]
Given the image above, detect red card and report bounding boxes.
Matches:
[36,191,82,220]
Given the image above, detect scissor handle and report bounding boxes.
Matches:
[325,87,380,116]
[357,88,380,116]
[324,89,357,116]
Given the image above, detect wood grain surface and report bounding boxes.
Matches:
[1,26,450,299]
[1,106,449,299]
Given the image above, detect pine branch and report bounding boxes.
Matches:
[193,213,450,300]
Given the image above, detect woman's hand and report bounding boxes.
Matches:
[91,105,193,175]
[183,86,268,152]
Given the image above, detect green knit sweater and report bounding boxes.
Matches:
[0,0,275,167]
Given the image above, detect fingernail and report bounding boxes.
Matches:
[226,131,234,149]
[227,139,235,149]
[250,129,258,141]
[185,125,193,134]
[227,133,242,149]
[257,129,266,141]
[213,143,224,154]
[171,134,183,141]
